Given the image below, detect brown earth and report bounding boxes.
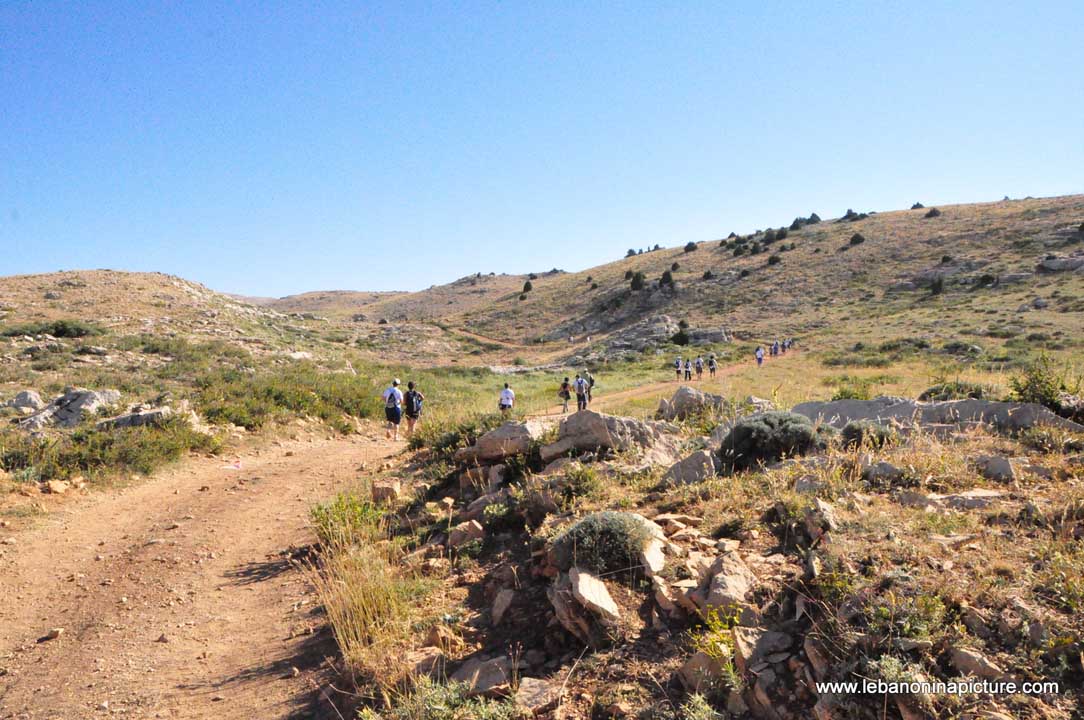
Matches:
[0,427,400,720]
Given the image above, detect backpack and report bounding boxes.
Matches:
[405,390,423,415]
[385,389,400,408]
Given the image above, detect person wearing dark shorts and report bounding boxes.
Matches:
[382,378,404,441]
[403,381,425,438]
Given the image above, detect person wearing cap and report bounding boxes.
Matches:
[382,378,405,441]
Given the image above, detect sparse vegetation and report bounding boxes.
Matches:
[548,511,652,575]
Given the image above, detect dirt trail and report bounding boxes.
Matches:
[0,428,399,720]
[534,351,799,417]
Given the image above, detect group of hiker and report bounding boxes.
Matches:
[381,369,598,441]
[754,338,795,366]
[673,355,717,381]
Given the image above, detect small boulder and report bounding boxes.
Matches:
[448,520,484,547]
[450,655,513,697]
[950,646,1006,680]
[515,677,562,715]
[661,449,719,486]
[491,588,515,626]
[975,455,1015,482]
[371,479,402,503]
[569,567,620,623]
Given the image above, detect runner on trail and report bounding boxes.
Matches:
[708,356,717,377]
[403,381,425,438]
[684,359,693,381]
[382,378,404,441]
[558,377,572,414]
[755,346,765,367]
[573,374,590,411]
[695,356,704,380]
[583,369,595,404]
[674,357,682,381]
[499,383,516,417]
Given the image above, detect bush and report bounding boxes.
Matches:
[548,511,652,574]
[624,269,634,280]
[518,293,527,301]
[1010,354,1082,419]
[930,276,944,295]
[739,269,750,278]
[919,380,992,401]
[767,254,781,266]
[0,319,104,338]
[671,262,680,271]
[661,270,674,286]
[522,280,533,293]
[311,490,384,547]
[924,207,942,218]
[763,229,778,243]
[630,271,646,291]
[776,227,788,240]
[841,420,896,449]
[702,270,714,280]
[718,412,828,472]
[626,249,637,257]
[849,233,866,246]
[671,329,690,346]
[528,273,538,280]
[684,241,698,253]
[372,677,522,720]
[911,202,925,209]
[732,246,746,257]
[590,282,598,290]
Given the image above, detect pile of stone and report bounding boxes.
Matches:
[18,387,121,431]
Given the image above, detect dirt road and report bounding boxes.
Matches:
[0,428,398,720]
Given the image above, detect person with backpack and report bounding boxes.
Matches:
[674,357,682,381]
[382,378,404,441]
[684,359,693,381]
[708,356,717,378]
[558,377,572,414]
[403,381,425,438]
[695,356,704,380]
[499,383,515,417]
[583,369,595,404]
[755,346,765,367]
[573,374,590,411]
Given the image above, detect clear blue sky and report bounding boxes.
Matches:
[3,2,1082,297]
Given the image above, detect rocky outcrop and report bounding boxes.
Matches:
[454,419,553,464]
[792,397,1084,433]
[3,390,45,413]
[539,410,679,466]
[657,386,726,421]
[96,405,174,431]
[1036,253,1084,273]
[661,449,720,486]
[18,388,121,431]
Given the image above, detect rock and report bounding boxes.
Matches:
[653,512,703,527]
[404,646,445,677]
[804,636,830,680]
[862,461,903,484]
[804,499,838,541]
[975,456,1015,482]
[678,650,724,692]
[96,406,174,431]
[515,677,562,715]
[540,410,679,466]
[43,480,70,495]
[42,628,65,641]
[656,386,726,421]
[371,479,402,503]
[792,397,1084,434]
[941,488,1004,510]
[492,588,515,626]
[448,520,484,547]
[1036,254,1084,273]
[548,574,593,645]
[569,567,620,623]
[455,420,553,463]
[464,490,508,521]
[640,538,666,577]
[4,390,44,411]
[745,396,776,413]
[732,627,792,674]
[19,388,121,431]
[950,646,1006,680]
[794,475,825,494]
[661,449,719,486]
[701,553,757,617]
[450,655,513,697]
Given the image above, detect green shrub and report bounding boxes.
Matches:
[558,463,603,506]
[831,383,871,401]
[0,417,219,482]
[767,254,781,266]
[1010,354,1082,419]
[661,270,674,286]
[739,269,750,278]
[718,411,827,472]
[924,207,942,218]
[372,677,523,720]
[549,511,652,574]
[671,329,690,346]
[684,241,698,253]
[671,262,680,271]
[630,272,646,291]
[702,270,714,280]
[849,233,866,246]
[522,280,533,293]
[918,380,992,401]
[311,490,384,547]
[841,420,896,449]
[1,319,104,338]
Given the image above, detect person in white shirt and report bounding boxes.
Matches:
[382,378,404,441]
[498,383,515,417]
[573,374,590,411]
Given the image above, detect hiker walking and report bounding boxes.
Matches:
[558,376,572,414]
[695,356,704,380]
[684,359,693,381]
[674,357,682,381]
[708,356,717,378]
[382,378,404,441]
[573,374,590,412]
[755,346,765,367]
[403,381,425,438]
[583,369,595,404]
[498,383,515,417]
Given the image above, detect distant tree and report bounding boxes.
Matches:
[671,262,680,271]
[924,207,942,218]
[678,319,689,329]
[911,202,925,209]
[733,246,746,257]
[528,272,538,280]
[518,294,527,301]
[661,270,674,286]
[586,275,593,282]
[763,229,778,243]
[777,227,788,240]
[590,282,598,290]
[624,269,634,280]
[638,249,644,255]
[630,271,646,291]
[728,231,737,238]
[739,269,751,278]
[849,233,866,246]
[523,280,533,292]
[684,241,697,253]
[930,276,944,295]
[768,254,782,266]
[626,249,637,257]
[671,329,690,346]
[808,212,821,224]
[703,270,714,280]
[653,244,662,251]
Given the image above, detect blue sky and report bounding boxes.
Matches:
[3,2,1082,297]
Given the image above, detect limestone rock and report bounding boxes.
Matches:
[657,386,726,421]
[975,455,1015,482]
[4,390,44,411]
[701,553,756,616]
[448,520,484,547]
[19,388,121,431]
[792,397,1084,434]
[515,677,562,715]
[371,479,402,503]
[661,449,719,486]
[569,567,620,623]
[492,588,515,626]
[539,410,679,466]
[450,655,513,697]
[455,420,553,463]
[950,646,1006,680]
